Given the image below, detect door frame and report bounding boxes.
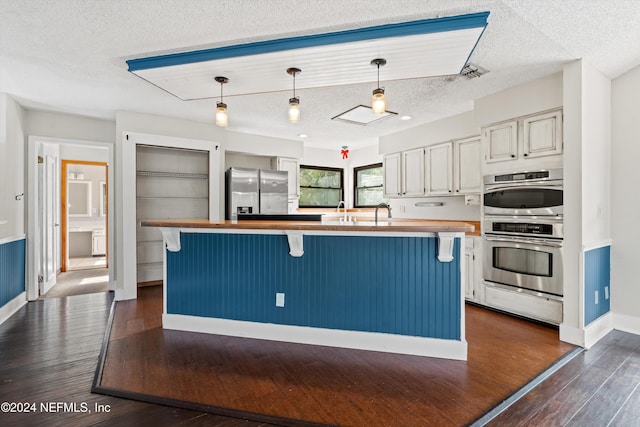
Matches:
[27,136,115,301]
[61,160,108,272]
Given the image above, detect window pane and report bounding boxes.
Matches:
[300,188,341,207]
[356,187,386,207]
[300,168,341,188]
[357,167,383,187]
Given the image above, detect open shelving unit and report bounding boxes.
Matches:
[136,145,209,283]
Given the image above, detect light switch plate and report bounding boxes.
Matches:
[276,292,285,307]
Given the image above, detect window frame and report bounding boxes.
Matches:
[353,162,385,208]
[298,165,344,208]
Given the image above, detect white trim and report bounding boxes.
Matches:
[163,313,468,360]
[613,313,640,336]
[122,132,222,301]
[0,292,27,326]
[584,312,614,349]
[0,234,26,245]
[27,135,115,301]
[559,323,585,347]
[582,239,613,251]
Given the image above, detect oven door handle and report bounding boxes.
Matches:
[484,184,563,193]
[484,236,563,248]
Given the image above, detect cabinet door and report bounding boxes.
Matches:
[383,153,402,197]
[426,142,453,195]
[277,157,300,199]
[454,136,481,194]
[402,148,425,196]
[523,110,563,158]
[464,237,475,300]
[484,121,517,163]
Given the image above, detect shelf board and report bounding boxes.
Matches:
[136,170,208,179]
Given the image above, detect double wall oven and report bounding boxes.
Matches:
[482,169,564,324]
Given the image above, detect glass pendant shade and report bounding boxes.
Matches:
[372,88,386,114]
[288,98,300,123]
[216,102,228,127]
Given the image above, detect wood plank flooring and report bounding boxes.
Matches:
[0,292,271,427]
[2,287,639,426]
[98,286,575,426]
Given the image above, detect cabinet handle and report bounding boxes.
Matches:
[456,189,459,192]
[511,154,516,158]
[523,153,529,157]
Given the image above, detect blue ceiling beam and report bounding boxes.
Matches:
[127,11,490,72]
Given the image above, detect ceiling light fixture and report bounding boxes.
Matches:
[214,76,229,127]
[287,67,301,123]
[370,58,387,114]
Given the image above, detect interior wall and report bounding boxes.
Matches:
[611,63,640,334]
[224,152,272,170]
[473,72,563,127]
[0,94,26,240]
[378,111,478,154]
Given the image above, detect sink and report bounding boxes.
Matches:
[321,220,391,226]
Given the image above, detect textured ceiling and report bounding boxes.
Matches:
[2,0,640,150]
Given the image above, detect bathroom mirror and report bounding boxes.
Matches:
[68,181,92,217]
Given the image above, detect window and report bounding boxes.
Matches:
[354,163,387,207]
[299,165,343,208]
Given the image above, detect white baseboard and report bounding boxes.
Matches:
[163,313,468,361]
[0,292,27,326]
[584,312,614,349]
[559,323,585,347]
[613,313,640,336]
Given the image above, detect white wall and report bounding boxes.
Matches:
[611,64,640,334]
[0,94,26,240]
[561,60,612,346]
[26,110,115,143]
[474,73,563,127]
[379,111,478,154]
[300,144,382,209]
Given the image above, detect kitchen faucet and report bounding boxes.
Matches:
[336,200,347,222]
[375,203,392,224]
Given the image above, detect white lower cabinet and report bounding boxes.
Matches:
[464,236,482,302]
[91,229,106,256]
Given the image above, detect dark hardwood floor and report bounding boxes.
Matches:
[1,287,638,426]
[99,287,573,426]
[0,292,272,427]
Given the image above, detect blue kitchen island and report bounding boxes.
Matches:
[142,218,474,360]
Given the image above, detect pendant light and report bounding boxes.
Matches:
[287,67,301,123]
[370,58,387,114]
[214,76,229,127]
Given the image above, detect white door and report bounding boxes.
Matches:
[39,143,60,295]
[484,121,518,163]
[383,153,402,197]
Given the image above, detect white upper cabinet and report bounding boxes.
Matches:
[383,152,402,197]
[483,109,563,167]
[523,110,563,158]
[484,121,518,163]
[383,149,424,197]
[274,157,300,200]
[454,136,481,194]
[402,148,425,197]
[426,142,453,195]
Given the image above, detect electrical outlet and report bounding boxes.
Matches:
[605,286,609,300]
[595,290,599,305]
[276,292,285,307]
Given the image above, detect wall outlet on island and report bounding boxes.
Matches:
[276,292,285,307]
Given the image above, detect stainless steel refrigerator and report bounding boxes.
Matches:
[225,167,288,219]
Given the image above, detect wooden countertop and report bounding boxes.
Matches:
[141,218,477,234]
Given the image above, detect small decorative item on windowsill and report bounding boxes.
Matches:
[341,146,349,159]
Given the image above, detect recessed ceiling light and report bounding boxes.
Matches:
[400,115,412,121]
[298,133,308,138]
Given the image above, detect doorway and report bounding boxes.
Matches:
[61,160,108,272]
